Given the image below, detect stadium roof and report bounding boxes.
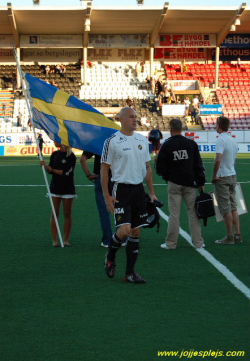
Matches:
[0,3,249,47]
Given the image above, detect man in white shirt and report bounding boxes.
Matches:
[101,107,157,283]
[192,95,199,107]
[212,116,241,244]
[140,114,150,128]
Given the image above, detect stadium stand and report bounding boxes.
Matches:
[1,60,250,133]
[165,63,250,131]
[0,4,249,135]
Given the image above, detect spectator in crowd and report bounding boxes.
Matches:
[2,102,6,117]
[27,117,32,131]
[56,64,61,73]
[51,80,58,87]
[152,71,158,82]
[140,114,151,128]
[139,59,145,73]
[190,105,196,124]
[80,151,113,248]
[136,62,141,78]
[205,95,213,104]
[175,95,181,104]
[164,87,171,103]
[17,111,22,127]
[192,95,199,107]
[60,64,66,73]
[180,59,188,72]
[150,76,156,94]
[212,116,241,244]
[156,118,206,250]
[184,96,191,116]
[148,126,163,158]
[126,96,134,108]
[45,65,50,75]
[194,106,200,125]
[145,76,151,90]
[37,133,45,157]
[156,77,164,97]
[237,57,241,68]
[158,91,165,114]
[39,142,76,247]
[50,65,56,74]
[101,107,157,283]
[168,91,175,104]
[87,60,93,68]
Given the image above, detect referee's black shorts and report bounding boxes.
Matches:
[112,182,148,229]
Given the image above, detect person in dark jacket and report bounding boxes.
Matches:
[40,142,76,247]
[80,151,113,248]
[148,127,163,158]
[156,118,206,249]
[37,133,45,157]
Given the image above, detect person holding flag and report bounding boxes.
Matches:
[40,142,76,247]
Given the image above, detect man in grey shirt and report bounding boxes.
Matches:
[212,116,241,244]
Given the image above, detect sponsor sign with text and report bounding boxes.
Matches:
[171,80,197,90]
[221,34,250,48]
[211,48,250,61]
[20,35,83,48]
[22,48,82,62]
[0,48,15,61]
[88,34,149,48]
[88,48,144,61]
[155,34,216,48]
[0,35,14,48]
[200,105,222,115]
[154,47,206,61]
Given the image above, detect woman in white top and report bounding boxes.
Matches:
[184,96,191,116]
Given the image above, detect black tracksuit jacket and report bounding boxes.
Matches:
[155,134,206,187]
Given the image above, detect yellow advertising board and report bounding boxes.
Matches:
[4,145,83,156]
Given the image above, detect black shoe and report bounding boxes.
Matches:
[124,273,146,283]
[104,253,116,278]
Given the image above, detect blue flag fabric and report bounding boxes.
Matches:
[25,73,120,155]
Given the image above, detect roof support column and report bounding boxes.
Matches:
[16,47,21,89]
[150,47,154,78]
[215,47,220,89]
[83,47,87,86]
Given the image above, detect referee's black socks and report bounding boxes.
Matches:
[126,237,139,275]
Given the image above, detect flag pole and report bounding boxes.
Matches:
[13,48,64,248]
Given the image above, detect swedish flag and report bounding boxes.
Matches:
[25,74,120,155]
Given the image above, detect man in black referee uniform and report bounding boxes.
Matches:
[101,107,157,283]
[156,118,206,249]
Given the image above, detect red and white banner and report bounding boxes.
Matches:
[155,34,216,48]
[154,47,207,60]
[171,80,197,90]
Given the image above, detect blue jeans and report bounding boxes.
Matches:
[94,175,113,245]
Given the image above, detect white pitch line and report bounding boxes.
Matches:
[0,184,94,187]
[158,208,250,300]
[0,181,250,187]
[153,181,250,186]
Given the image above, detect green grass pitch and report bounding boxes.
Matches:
[0,155,249,361]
